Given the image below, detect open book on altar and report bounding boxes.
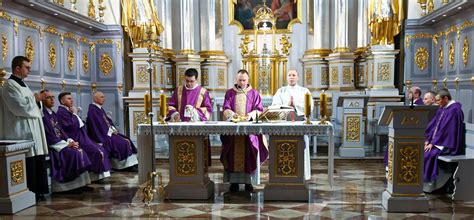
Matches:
[258,105,295,122]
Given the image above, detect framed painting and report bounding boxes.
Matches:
[229,0,302,34]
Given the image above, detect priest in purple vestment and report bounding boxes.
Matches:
[423,88,465,192]
[220,69,268,192]
[41,90,92,192]
[167,68,213,122]
[57,92,112,181]
[87,91,138,170]
[423,91,436,106]
[409,86,424,105]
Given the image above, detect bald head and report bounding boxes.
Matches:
[93,91,105,105]
[287,69,298,86]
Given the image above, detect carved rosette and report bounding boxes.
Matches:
[201,69,209,86]
[136,64,149,83]
[449,41,455,67]
[321,67,329,86]
[330,67,338,84]
[48,42,56,70]
[175,141,197,176]
[438,45,444,69]
[342,67,351,84]
[218,69,225,86]
[99,53,113,75]
[377,62,390,82]
[10,160,24,186]
[305,68,312,86]
[276,141,297,177]
[397,145,420,185]
[67,47,74,72]
[463,37,469,67]
[388,142,394,183]
[415,47,429,71]
[346,116,360,142]
[25,36,34,64]
[82,52,89,74]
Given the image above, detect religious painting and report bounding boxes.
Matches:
[229,0,301,34]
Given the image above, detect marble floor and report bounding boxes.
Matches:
[3,159,474,219]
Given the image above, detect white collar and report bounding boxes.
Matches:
[93,103,102,109]
[445,100,455,108]
[59,105,69,110]
[46,108,53,115]
[185,84,199,90]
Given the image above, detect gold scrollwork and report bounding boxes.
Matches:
[99,53,113,75]
[10,160,24,186]
[346,116,360,142]
[463,37,469,67]
[13,18,18,36]
[82,52,89,74]
[388,142,394,183]
[405,33,432,48]
[377,62,390,82]
[45,26,60,35]
[2,33,7,62]
[175,141,197,176]
[202,69,209,86]
[280,34,292,55]
[0,10,12,21]
[239,35,252,56]
[133,111,148,135]
[20,18,38,29]
[48,42,56,70]
[397,145,419,185]
[276,141,298,177]
[342,66,351,84]
[96,39,114,44]
[25,36,34,64]
[331,67,338,84]
[305,68,312,86]
[449,41,455,67]
[136,64,149,83]
[321,67,329,85]
[63,32,76,40]
[218,69,225,86]
[438,45,443,69]
[67,47,74,72]
[415,47,429,71]
[401,116,419,126]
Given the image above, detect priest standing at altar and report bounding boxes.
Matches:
[271,69,313,180]
[167,68,213,122]
[220,69,268,192]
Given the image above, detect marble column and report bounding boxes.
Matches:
[327,0,356,91]
[157,0,175,91]
[175,0,202,88]
[199,0,229,99]
[301,0,331,95]
[355,0,369,88]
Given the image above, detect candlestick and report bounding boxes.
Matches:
[319,90,328,124]
[144,91,151,121]
[160,91,167,124]
[304,92,312,124]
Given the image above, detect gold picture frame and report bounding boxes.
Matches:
[229,0,302,34]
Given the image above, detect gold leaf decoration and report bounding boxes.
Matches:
[99,53,113,75]
[25,36,34,64]
[415,47,429,71]
[321,67,329,85]
[377,62,390,82]
[305,68,312,86]
[218,69,225,86]
[449,41,455,67]
[44,26,60,35]
[82,52,89,74]
[346,116,360,142]
[438,45,443,69]
[0,10,12,21]
[2,33,7,62]
[10,160,24,186]
[67,47,74,72]
[463,37,469,67]
[20,18,38,29]
[331,67,338,84]
[48,42,56,70]
[175,141,197,176]
[63,32,76,40]
[342,67,351,84]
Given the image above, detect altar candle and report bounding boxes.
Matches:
[160,91,167,117]
[144,91,151,116]
[304,92,311,117]
[320,90,327,119]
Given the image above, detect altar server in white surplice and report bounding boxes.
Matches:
[271,69,313,180]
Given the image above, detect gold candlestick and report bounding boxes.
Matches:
[144,91,151,123]
[159,91,167,124]
[304,92,312,124]
[319,90,328,124]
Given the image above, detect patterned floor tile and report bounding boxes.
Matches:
[263,208,307,218]
[161,207,206,218]
[58,206,105,217]
[211,208,257,218]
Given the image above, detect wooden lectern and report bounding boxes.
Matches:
[379,105,437,212]
[337,95,369,157]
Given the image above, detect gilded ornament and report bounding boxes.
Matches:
[388,142,393,183]
[2,33,7,62]
[48,42,56,70]
[60,34,64,45]
[405,33,432,48]
[368,0,403,45]
[438,45,444,69]
[25,36,34,64]
[115,41,121,54]
[175,141,197,176]
[45,26,60,35]
[166,68,173,85]
[20,18,38,29]
[99,53,113,75]
[96,39,113,44]
[10,160,24,186]
[91,83,97,92]
[90,42,95,53]
[342,67,351,84]
[63,32,76,40]
[432,79,437,90]
[305,69,312,86]
[218,69,225,86]
[0,10,12,21]
[331,67,338,84]
[449,41,455,67]
[415,47,429,71]
[443,78,448,88]
[53,0,64,6]
[117,83,123,93]
[39,27,43,40]
[40,78,46,90]
[276,141,298,177]
[61,80,66,91]
[13,18,18,36]
[88,0,96,19]
[346,116,360,142]
[133,111,148,135]
[401,116,420,126]
[377,62,390,82]
[280,34,292,55]
[397,145,419,185]
[201,69,209,86]
[160,65,164,85]
[0,69,6,87]
[463,37,469,67]
[77,82,81,91]
[67,47,74,72]
[358,65,365,84]
[82,52,89,74]
[79,37,88,44]
[178,68,186,86]
[459,21,474,31]
[136,64,148,83]
[321,67,329,85]
[239,35,252,56]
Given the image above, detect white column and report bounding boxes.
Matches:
[180,0,194,53]
[158,0,173,50]
[334,0,349,51]
[357,0,369,49]
[313,0,330,51]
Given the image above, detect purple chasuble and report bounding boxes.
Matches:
[424,102,465,182]
[42,108,91,183]
[220,85,269,174]
[167,85,213,122]
[86,104,137,161]
[414,98,424,105]
[57,106,112,173]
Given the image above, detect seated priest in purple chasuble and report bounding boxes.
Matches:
[166,68,213,122]
[56,92,112,181]
[87,91,138,170]
[409,86,424,106]
[40,90,92,192]
[220,69,268,193]
[423,89,465,192]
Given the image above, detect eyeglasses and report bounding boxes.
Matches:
[45,96,55,99]
[185,79,197,84]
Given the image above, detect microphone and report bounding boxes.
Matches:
[236,84,260,123]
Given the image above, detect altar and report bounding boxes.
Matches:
[137,121,334,201]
